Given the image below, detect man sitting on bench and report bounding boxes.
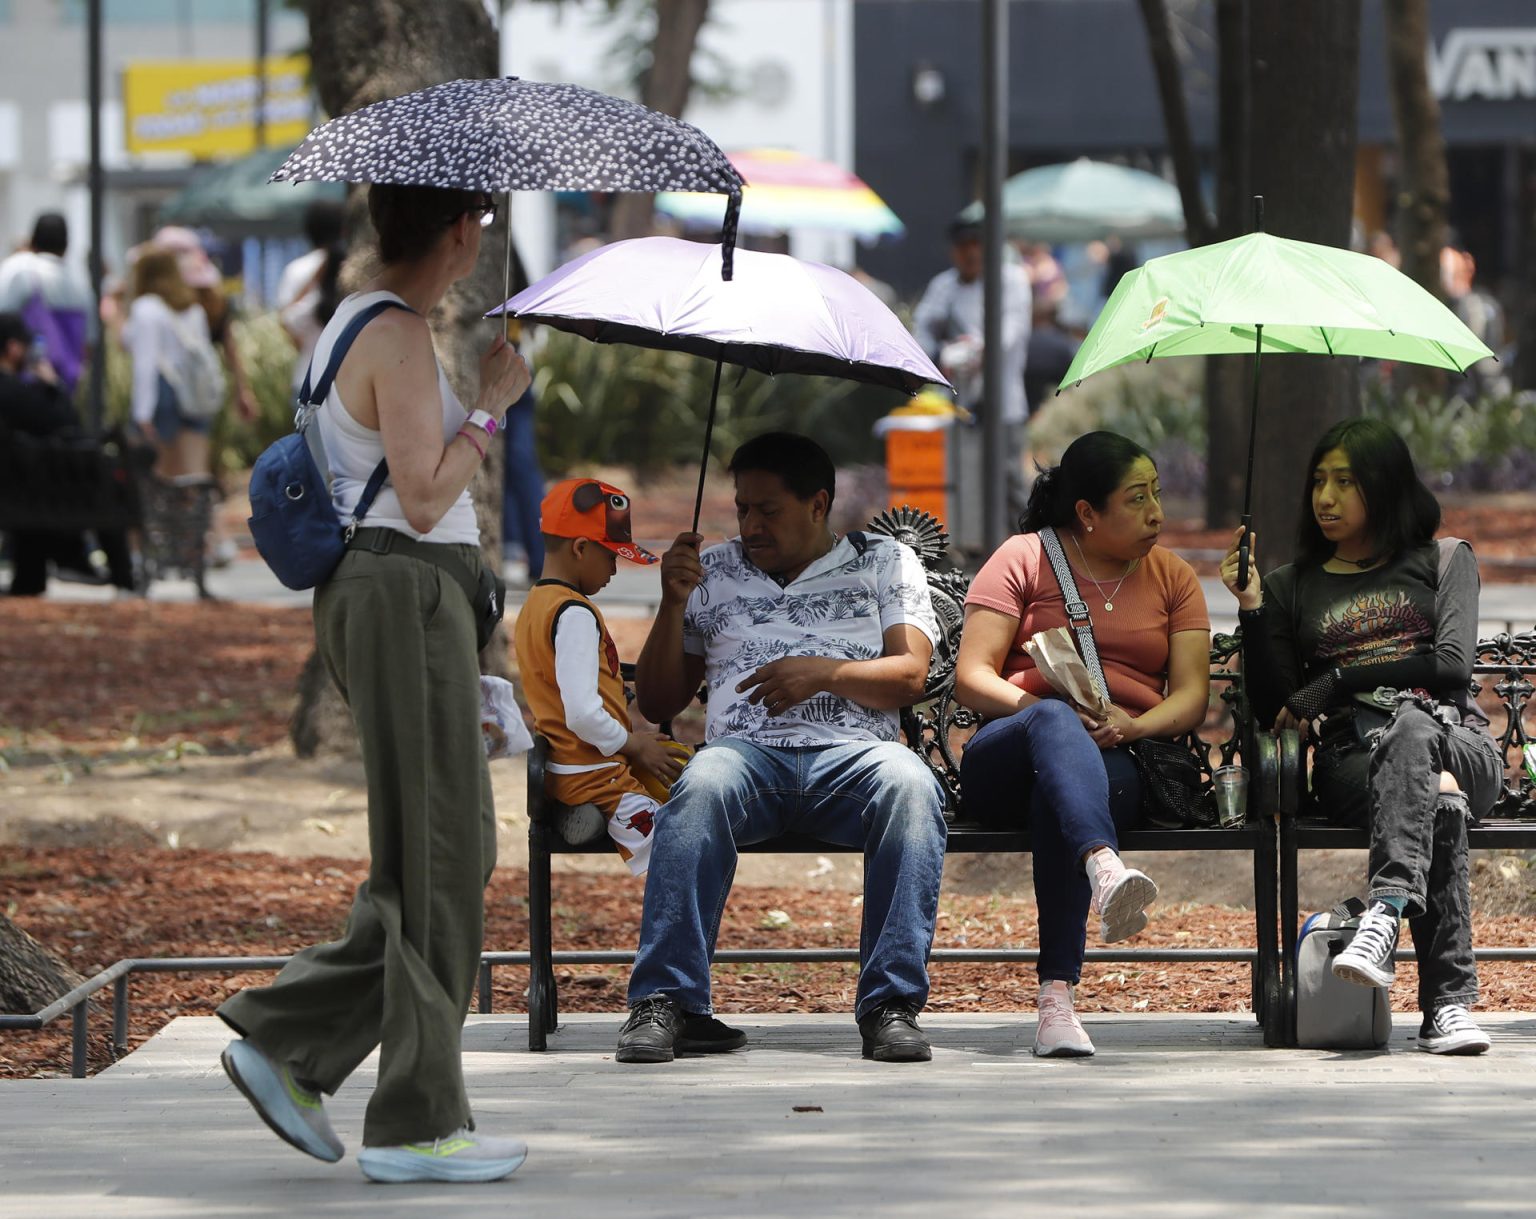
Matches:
[617,431,948,1064]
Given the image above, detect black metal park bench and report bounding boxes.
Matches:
[1275,630,1536,1046]
[519,508,1284,1051]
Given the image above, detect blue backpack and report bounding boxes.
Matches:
[247,300,411,590]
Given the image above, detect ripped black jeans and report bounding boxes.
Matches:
[1312,700,1503,1013]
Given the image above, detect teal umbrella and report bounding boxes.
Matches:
[1060,227,1495,584]
[158,146,344,236]
[958,157,1184,244]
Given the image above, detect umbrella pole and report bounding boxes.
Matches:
[1238,323,1262,592]
[502,190,513,344]
[692,356,726,534]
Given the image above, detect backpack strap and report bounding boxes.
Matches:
[1037,526,1109,702]
[296,298,414,531]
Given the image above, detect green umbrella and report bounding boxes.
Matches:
[958,157,1184,243]
[1060,228,1495,584]
[158,145,345,237]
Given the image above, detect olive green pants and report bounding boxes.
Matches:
[219,544,494,1147]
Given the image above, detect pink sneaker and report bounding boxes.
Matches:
[1034,981,1095,1058]
[1088,849,1157,943]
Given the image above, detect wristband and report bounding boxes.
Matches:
[466,409,499,438]
[456,428,486,460]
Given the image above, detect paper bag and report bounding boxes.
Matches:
[1023,626,1112,719]
[480,675,534,760]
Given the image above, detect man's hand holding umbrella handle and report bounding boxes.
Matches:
[635,532,707,724]
[659,531,704,609]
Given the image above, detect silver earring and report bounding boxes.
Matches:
[1086,525,1094,533]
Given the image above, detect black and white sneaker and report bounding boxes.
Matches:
[1417,1004,1491,1056]
[1331,900,1399,988]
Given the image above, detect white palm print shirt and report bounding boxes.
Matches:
[682,533,938,746]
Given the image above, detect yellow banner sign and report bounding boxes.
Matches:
[123,56,311,157]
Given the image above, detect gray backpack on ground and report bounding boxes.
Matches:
[1295,897,1392,1049]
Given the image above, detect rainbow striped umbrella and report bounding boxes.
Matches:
[656,148,904,243]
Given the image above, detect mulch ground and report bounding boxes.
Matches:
[5,493,1536,1077]
[6,846,1536,1079]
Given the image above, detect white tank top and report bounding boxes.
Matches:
[313,290,479,545]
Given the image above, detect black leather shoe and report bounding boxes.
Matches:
[677,1012,747,1055]
[858,1000,932,1062]
[616,995,683,1063]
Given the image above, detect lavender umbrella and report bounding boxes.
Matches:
[488,237,948,528]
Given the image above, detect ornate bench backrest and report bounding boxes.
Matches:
[1473,631,1536,817]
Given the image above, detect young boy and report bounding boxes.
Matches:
[514,477,680,875]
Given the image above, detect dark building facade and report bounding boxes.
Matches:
[855,0,1536,299]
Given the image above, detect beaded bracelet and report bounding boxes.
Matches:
[457,427,486,460]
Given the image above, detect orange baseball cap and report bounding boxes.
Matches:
[540,478,659,564]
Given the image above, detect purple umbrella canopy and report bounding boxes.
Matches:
[489,237,946,395]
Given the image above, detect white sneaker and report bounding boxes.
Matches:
[358,1129,528,1183]
[1088,849,1157,943]
[1331,901,1399,988]
[1417,1005,1491,1056]
[1033,981,1095,1058]
[220,1039,343,1163]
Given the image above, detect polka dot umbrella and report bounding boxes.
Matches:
[270,76,747,305]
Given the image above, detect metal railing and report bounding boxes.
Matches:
[10,944,1536,1078]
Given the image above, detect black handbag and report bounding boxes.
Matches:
[1037,527,1215,829]
[1129,737,1215,829]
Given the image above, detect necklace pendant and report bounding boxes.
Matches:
[1104,601,1114,612]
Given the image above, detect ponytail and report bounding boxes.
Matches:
[1018,431,1152,534]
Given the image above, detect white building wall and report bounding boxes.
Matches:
[501,0,855,278]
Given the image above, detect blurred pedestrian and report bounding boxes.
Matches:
[0,311,134,595]
[1440,245,1509,401]
[151,226,259,423]
[0,212,93,397]
[912,217,1031,514]
[123,248,220,480]
[276,199,347,391]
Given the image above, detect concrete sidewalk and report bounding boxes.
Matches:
[4,1012,1535,1217]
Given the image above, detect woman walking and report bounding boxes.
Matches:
[217,183,535,1179]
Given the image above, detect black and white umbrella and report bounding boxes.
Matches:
[271,76,745,289]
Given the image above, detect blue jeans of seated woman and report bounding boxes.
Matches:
[960,699,1142,984]
[1313,701,1502,1012]
[627,737,947,1021]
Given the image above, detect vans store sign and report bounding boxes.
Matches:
[1431,28,1536,101]
[123,57,311,157]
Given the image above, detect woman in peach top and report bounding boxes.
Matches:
[954,431,1210,1058]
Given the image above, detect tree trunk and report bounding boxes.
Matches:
[1517,149,1536,393]
[292,0,511,757]
[1136,0,1214,248]
[1204,0,1252,526]
[0,914,86,1015]
[1383,0,1449,400]
[1244,1,1363,569]
[608,0,712,242]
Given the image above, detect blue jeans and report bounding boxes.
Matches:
[500,386,544,578]
[959,700,1142,984]
[627,738,948,1020]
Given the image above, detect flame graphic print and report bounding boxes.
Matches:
[1315,589,1432,668]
